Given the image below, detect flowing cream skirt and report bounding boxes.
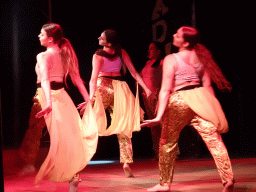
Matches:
[93,79,144,138]
[178,87,228,133]
[35,88,98,184]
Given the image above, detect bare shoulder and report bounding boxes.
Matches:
[36,51,52,61]
[37,51,46,59]
[163,54,177,67]
[164,54,176,61]
[93,53,103,61]
[92,54,104,67]
[36,51,51,62]
[121,48,127,54]
[121,49,129,57]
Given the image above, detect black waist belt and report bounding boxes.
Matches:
[176,84,201,91]
[37,82,64,90]
[100,76,125,81]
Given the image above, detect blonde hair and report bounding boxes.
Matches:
[59,38,81,86]
[42,23,82,87]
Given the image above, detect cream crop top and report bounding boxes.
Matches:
[35,60,65,83]
[100,57,122,73]
[174,54,203,90]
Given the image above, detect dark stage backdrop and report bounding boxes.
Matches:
[1,0,255,159]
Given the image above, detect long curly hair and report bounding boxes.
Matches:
[181,26,232,91]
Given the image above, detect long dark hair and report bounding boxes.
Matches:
[95,29,122,58]
[96,29,127,74]
[42,23,81,86]
[181,26,232,91]
[181,26,200,49]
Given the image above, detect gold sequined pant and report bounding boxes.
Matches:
[95,77,133,163]
[142,92,162,159]
[159,92,233,186]
[19,92,46,165]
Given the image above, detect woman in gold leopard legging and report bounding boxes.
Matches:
[79,29,151,177]
[141,26,234,192]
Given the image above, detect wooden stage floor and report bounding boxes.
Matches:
[3,149,256,191]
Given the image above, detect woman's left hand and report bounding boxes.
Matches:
[77,102,86,110]
[35,105,52,119]
[77,102,87,115]
[141,118,161,128]
[145,88,152,98]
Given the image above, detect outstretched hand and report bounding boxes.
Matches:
[77,102,87,115]
[35,105,52,119]
[145,89,152,98]
[141,118,161,128]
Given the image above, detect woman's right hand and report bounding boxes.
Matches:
[77,102,86,110]
[77,102,87,115]
[144,88,152,98]
[140,118,161,128]
[35,105,52,119]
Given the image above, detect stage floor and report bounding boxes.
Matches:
[3,149,256,192]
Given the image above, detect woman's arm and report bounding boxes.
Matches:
[202,69,215,95]
[89,54,103,101]
[121,49,151,97]
[69,71,90,102]
[141,54,176,127]
[35,52,52,118]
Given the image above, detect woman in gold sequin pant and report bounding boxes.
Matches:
[159,92,233,187]
[95,77,133,165]
[84,29,151,178]
[141,26,234,192]
[19,93,46,174]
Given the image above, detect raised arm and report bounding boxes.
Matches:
[121,49,151,97]
[35,52,52,118]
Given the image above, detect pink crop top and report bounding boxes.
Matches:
[174,54,203,89]
[100,57,122,73]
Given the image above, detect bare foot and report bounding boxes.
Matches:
[69,174,80,192]
[123,163,134,178]
[18,164,36,176]
[222,180,234,192]
[147,184,170,191]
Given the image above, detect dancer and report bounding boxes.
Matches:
[22,23,98,192]
[140,41,164,160]
[19,100,46,176]
[141,26,234,192]
[79,29,151,177]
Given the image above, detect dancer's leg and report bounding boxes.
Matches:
[69,174,80,192]
[148,93,195,191]
[19,95,46,175]
[117,134,134,177]
[191,116,234,191]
